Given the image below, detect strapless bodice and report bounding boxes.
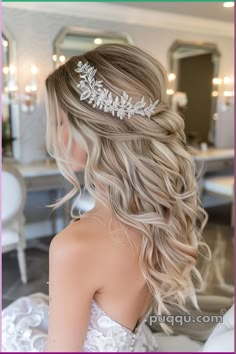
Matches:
[84,298,157,351]
[2,292,159,352]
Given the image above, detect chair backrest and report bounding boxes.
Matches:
[2,163,26,226]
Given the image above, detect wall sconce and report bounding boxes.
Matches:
[212,76,234,107]
[2,65,18,103]
[212,77,222,97]
[52,54,66,65]
[21,65,39,113]
[167,73,176,96]
[223,76,234,106]
[94,38,103,45]
[21,84,37,113]
[2,64,39,113]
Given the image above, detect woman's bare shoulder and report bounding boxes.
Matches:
[49,211,140,276]
[49,214,111,267]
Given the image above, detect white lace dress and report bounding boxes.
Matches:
[2,292,204,352]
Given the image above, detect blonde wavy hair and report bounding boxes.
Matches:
[45,43,211,333]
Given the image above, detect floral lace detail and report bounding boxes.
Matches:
[2,293,159,352]
[2,293,48,352]
[81,300,159,352]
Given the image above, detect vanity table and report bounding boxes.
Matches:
[192,148,234,198]
[14,159,84,231]
[193,148,234,162]
[4,147,234,240]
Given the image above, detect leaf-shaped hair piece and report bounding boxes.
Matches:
[75,61,159,120]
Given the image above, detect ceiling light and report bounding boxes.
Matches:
[223,2,234,8]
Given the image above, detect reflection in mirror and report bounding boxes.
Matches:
[53,27,133,67]
[168,40,221,147]
[2,32,14,157]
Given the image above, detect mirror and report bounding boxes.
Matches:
[53,27,133,67]
[168,40,221,147]
[2,30,13,157]
[2,26,20,160]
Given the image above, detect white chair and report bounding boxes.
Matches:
[201,175,234,296]
[203,175,234,226]
[152,303,234,352]
[2,164,28,284]
[202,304,234,352]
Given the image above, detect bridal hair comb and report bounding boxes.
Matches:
[75,61,159,120]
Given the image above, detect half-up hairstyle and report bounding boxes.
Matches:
[45,43,211,333]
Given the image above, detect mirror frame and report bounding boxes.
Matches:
[168,40,221,146]
[2,23,21,161]
[53,26,134,69]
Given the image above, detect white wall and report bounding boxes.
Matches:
[3,4,234,163]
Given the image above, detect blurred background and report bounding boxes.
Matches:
[1,1,234,345]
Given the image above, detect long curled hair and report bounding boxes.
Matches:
[45,43,211,333]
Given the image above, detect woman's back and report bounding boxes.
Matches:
[67,207,154,333]
[2,209,157,353]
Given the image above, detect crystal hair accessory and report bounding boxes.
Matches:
[75,61,159,120]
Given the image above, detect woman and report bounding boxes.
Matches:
[2,43,210,352]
